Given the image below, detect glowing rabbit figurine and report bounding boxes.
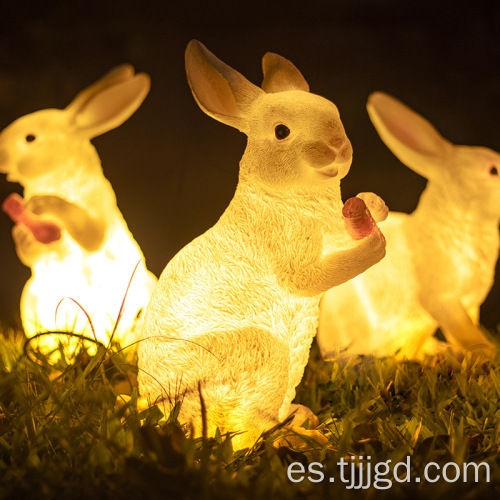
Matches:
[318,92,499,360]
[138,41,386,449]
[0,65,157,353]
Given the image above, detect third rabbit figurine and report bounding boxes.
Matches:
[318,92,499,360]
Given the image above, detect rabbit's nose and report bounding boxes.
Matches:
[328,134,346,150]
[337,140,352,163]
[302,141,337,169]
[0,149,9,172]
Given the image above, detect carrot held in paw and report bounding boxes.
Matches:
[343,196,385,243]
[2,193,61,244]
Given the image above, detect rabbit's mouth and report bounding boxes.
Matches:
[318,165,339,178]
[317,140,352,178]
[302,138,352,176]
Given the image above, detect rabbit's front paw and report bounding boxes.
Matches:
[12,224,45,265]
[469,341,497,361]
[25,195,66,216]
[359,232,386,267]
[356,192,389,223]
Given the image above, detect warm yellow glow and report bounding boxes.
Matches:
[318,92,499,360]
[138,41,386,449]
[0,65,157,356]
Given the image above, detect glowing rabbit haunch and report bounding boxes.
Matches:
[138,40,386,449]
[0,65,157,354]
[318,92,499,360]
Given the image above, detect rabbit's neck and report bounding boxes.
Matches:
[233,175,344,224]
[412,183,499,250]
[415,183,499,225]
[24,143,103,197]
[23,143,120,228]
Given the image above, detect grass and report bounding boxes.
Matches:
[0,325,499,499]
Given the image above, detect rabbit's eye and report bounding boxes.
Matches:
[490,166,498,176]
[275,124,290,140]
[25,134,36,143]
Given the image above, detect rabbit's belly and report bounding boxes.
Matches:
[21,238,154,347]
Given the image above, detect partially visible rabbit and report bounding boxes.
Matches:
[138,41,386,449]
[0,65,157,353]
[318,92,499,360]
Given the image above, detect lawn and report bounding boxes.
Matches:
[0,326,499,499]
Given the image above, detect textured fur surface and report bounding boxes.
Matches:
[138,41,386,449]
[0,66,157,348]
[318,92,500,359]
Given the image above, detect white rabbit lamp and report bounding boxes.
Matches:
[138,41,386,449]
[318,92,499,359]
[0,65,157,355]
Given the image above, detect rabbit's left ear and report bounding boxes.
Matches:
[261,53,309,93]
[367,92,452,180]
[66,65,150,138]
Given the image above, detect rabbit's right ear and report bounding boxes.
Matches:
[367,92,452,180]
[185,40,264,132]
[261,53,309,93]
[66,64,150,138]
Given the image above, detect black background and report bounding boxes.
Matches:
[0,0,499,332]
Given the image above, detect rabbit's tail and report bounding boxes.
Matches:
[139,327,290,449]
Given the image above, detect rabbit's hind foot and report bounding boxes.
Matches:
[287,403,319,429]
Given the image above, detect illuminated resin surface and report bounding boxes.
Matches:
[138,41,386,449]
[0,65,157,355]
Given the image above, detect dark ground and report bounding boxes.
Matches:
[0,0,499,330]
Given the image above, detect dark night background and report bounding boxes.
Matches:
[0,0,499,332]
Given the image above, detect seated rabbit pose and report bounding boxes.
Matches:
[318,92,499,360]
[0,65,157,353]
[138,41,386,449]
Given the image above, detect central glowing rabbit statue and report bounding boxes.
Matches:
[0,65,157,353]
[138,41,386,449]
[318,92,499,359]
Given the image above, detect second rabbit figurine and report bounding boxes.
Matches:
[138,41,386,449]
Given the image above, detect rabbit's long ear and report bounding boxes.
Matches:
[185,40,263,132]
[367,92,452,180]
[66,65,135,114]
[66,65,150,138]
[261,53,309,93]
